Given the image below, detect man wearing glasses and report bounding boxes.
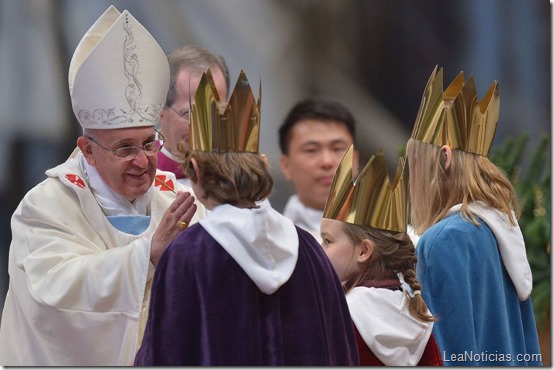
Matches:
[157,45,229,187]
[0,6,205,366]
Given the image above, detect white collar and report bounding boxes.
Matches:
[447,201,532,300]
[200,204,299,294]
[80,153,154,216]
[282,194,323,243]
[347,287,433,365]
[160,146,183,161]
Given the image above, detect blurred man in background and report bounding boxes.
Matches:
[157,45,229,187]
[278,97,358,243]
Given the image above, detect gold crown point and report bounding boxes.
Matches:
[323,146,407,233]
[323,145,356,221]
[190,69,261,153]
[411,66,443,143]
[444,71,465,102]
[411,66,500,156]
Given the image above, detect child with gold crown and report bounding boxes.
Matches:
[406,66,542,365]
[134,70,359,366]
[320,145,443,366]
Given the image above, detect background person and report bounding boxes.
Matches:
[0,6,205,366]
[135,70,359,366]
[406,66,541,366]
[278,97,358,242]
[320,146,442,366]
[157,45,229,187]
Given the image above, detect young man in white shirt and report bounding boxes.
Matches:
[278,97,358,243]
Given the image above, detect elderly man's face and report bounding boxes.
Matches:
[159,67,228,155]
[79,126,159,201]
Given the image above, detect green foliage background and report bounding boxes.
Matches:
[490,133,551,328]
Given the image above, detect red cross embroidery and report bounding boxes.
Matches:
[65,174,86,189]
[155,174,175,192]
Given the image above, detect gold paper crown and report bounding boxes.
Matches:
[189,69,261,152]
[323,146,407,233]
[410,66,500,156]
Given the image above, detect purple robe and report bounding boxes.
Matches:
[135,225,359,366]
[157,151,185,179]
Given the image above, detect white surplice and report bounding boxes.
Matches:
[282,194,323,243]
[0,149,205,366]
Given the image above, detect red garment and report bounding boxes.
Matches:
[354,324,443,366]
[348,275,443,366]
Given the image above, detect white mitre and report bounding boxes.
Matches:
[68,5,169,129]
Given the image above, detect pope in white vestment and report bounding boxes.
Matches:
[0,151,204,365]
[0,5,206,366]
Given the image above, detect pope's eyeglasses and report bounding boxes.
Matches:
[86,131,166,159]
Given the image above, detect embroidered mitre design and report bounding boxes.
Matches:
[68,5,169,129]
[323,146,407,233]
[189,69,261,152]
[411,66,500,156]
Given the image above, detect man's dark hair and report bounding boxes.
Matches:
[278,97,356,155]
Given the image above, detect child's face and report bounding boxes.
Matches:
[320,218,361,281]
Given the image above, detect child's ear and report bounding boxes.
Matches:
[440,145,452,171]
[357,239,374,263]
[190,157,201,183]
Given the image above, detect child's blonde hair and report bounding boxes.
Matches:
[406,138,520,235]
[341,222,435,323]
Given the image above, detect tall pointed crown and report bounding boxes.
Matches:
[189,69,261,152]
[410,66,500,156]
[323,146,407,233]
